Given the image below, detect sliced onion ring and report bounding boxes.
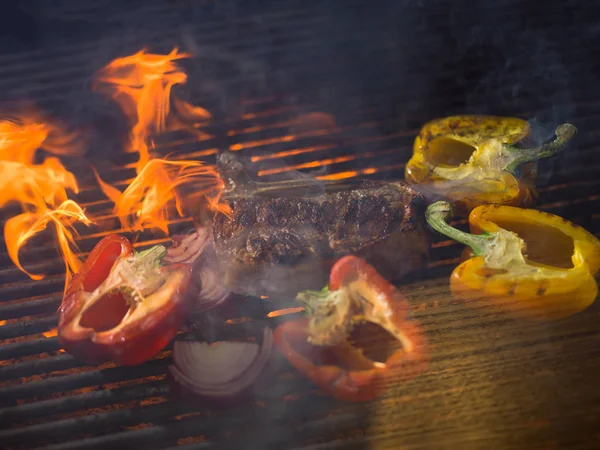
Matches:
[194,260,230,312]
[164,227,211,265]
[169,326,273,402]
[164,226,230,312]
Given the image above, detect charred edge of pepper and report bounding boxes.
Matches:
[504,123,577,173]
[425,201,494,256]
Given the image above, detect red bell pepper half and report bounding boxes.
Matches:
[58,234,194,366]
[274,255,429,402]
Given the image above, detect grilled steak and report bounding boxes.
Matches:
[212,177,430,299]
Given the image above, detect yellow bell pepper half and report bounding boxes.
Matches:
[406,116,577,215]
[426,201,600,321]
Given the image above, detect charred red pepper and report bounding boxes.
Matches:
[274,256,429,402]
[58,235,194,366]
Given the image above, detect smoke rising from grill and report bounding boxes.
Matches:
[0,1,598,449]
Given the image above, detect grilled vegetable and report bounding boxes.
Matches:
[426,201,600,320]
[273,256,429,402]
[405,116,577,214]
[58,235,193,366]
[169,326,273,403]
[164,227,231,312]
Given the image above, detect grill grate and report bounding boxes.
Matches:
[2,0,600,449]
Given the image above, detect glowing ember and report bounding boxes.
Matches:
[42,327,58,338]
[266,307,305,318]
[42,327,65,351]
[94,48,226,233]
[0,113,91,289]
[250,144,334,163]
[258,155,357,177]
[317,163,405,181]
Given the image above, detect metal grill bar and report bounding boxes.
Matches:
[41,408,364,450]
[0,336,59,360]
[0,358,170,405]
[1,379,167,424]
[1,106,599,256]
[1,377,355,447]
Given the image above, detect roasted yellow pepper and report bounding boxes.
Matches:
[426,201,600,320]
[405,116,577,214]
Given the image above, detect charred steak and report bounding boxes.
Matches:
[212,179,430,299]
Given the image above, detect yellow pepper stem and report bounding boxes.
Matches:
[504,123,577,173]
[425,201,494,256]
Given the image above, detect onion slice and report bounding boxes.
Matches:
[164,227,211,265]
[169,326,273,402]
[194,258,230,312]
[164,226,231,312]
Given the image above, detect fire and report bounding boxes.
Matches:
[94,48,226,233]
[98,158,229,234]
[94,47,190,171]
[0,113,91,288]
[0,111,82,164]
[0,158,77,210]
[5,200,92,282]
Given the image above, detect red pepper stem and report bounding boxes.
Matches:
[108,244,168,299]
[425,201,493,256]
[131,244,167,268]
[504,123,577,173]
[296,279,415,353]
[296,286,330,314]
[295,286,352,346]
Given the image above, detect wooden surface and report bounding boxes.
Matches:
[358,275,600,450]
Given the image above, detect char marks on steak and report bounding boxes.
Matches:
[212,179,430,299]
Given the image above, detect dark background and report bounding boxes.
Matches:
[0,0,597,185]
[0,1,595,137]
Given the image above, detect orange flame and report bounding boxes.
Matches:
[94,47,211,173]
[0,113,91,288]
[0,111,82,164]
[95,48,188,171]
[97,158,229,234]
[0,158,78,210]
[5,200,92,282]
[94,48,226,233]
